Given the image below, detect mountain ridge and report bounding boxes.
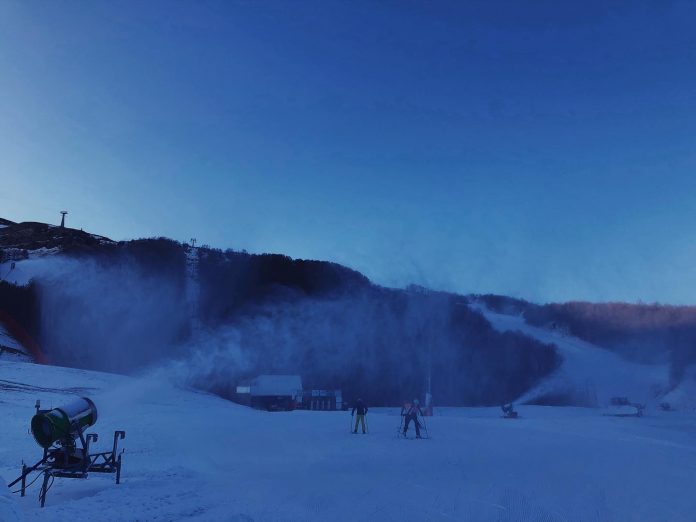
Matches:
[2,216,695,407]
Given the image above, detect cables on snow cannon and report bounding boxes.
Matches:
[8,397,125,507]
[31,397,98,448]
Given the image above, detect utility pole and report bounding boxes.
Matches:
[60,211,68,228]
[190,238,197,248]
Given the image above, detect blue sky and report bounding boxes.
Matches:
[1,1,696,303]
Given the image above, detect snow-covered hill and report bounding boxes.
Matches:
[0,223,563,406]
[471,303,678,409]
[2,359,696,521]
[0,246,63,287]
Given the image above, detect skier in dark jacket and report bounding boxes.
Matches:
[402,399,423,438]
[351,398,368,434]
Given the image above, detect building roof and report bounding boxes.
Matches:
[251,374,302,396]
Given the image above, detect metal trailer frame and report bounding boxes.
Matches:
[7,400,126,507]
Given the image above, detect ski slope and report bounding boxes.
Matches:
[2,360,696,521]
[471,304,673,409]
[0,250,61,287]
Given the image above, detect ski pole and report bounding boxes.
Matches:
[420,414,429,439]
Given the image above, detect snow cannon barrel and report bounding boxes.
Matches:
[30,397,98,448]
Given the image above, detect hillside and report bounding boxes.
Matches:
[4,217,696,408]
[0,220,112,260]
[476,294,696,395]
[0,218,559,406]
[472,303,670,408]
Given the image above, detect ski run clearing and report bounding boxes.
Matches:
[0,359,695,522]
[471,304,670,408]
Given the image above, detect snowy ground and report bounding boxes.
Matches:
[2,360,696,521]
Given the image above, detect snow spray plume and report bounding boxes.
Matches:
[166,327,253,396]
[184,288,557,406]
[35,256,189,373]
[25,247,557,406]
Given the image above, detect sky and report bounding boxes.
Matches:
[1,0,696,304]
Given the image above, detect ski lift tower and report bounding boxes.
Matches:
[60,211,68,228]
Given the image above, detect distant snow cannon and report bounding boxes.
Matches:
[8,397,125,507]
[31,397,98,448]
[501,403,519,419]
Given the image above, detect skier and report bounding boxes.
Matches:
[351,398,368,434]
[402,399,423,438]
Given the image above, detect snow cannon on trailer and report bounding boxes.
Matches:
[7,397,126,507]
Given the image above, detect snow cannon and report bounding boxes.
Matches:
[9,397,125,508]
[30,397,98,448]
